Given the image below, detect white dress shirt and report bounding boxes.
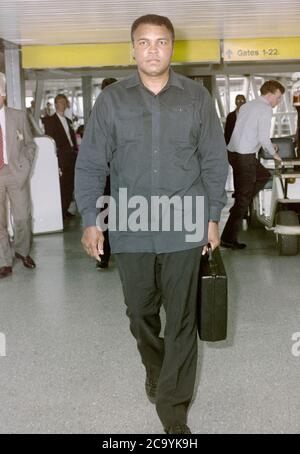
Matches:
[0,106,8,164]
[227,96,275,156]
[57,112,73,147]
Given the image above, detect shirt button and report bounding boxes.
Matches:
[154,150,158,154]
[153,169,158,173]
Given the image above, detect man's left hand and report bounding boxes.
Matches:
[202,221,220,255]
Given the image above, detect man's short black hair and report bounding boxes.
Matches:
[131,14,175,43]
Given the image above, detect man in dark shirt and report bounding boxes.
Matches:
[75,14,228,434]
[224,94,246,145]
[224,94,246,200]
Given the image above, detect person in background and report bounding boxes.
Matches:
[41,101,53,128]
[44,94,78,220]
[75,124,85,148]
[26,100,43,136]
[224,94,246,198]
[221,80,284,249]
[0,72,37,278]
[224,94,246,145]
[101,78,117,90]
[43,101,53,118]
[27,100,35,116]
[64,98,78,124]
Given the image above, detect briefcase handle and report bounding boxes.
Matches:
[206,243,213,261]
[205,243,214,261]
[204,243,218,276]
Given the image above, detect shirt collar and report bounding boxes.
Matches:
[125,68,184,91]
[259,95,271,106]
[167,69,185,90]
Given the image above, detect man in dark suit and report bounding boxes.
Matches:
[224,94,246,201]
[44,94,77,219]
[0,72,36,278]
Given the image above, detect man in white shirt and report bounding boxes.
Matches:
[221,80,284,249]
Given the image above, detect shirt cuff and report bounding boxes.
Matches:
[263,146,275,156]
[82,212,97,228]
[209,206,222,222]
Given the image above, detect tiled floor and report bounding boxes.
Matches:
[0,204,299,434]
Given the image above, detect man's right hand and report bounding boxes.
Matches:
[273,151,282,161]
[81,226,104,261]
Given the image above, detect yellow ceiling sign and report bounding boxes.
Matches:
[173,40,220,63]
[224,37,300,61]
[22,40,220,69]
[22,43,132,68]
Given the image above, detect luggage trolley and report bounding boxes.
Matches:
[249,137,300,255]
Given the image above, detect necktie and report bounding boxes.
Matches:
[0,124,4,169]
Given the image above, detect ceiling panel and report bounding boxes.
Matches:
[1,0,300,46]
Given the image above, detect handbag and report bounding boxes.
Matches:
[198,246,228,341]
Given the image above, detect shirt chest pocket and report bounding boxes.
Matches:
[115,107,144,144]
[162,105,199,145]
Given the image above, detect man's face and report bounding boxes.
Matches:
[0,95,5,109]
[132,24,173,78]
[55,97,67,115]
[235,95,246,109]
[268,89,283,108]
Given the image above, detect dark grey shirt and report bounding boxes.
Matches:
[75,69,228,254]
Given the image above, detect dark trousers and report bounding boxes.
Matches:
[60,166,75,217]
[115,247,202,429]
[102,222,111,262]
[221,152,270,243]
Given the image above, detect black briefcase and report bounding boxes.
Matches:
[198,247,227,341]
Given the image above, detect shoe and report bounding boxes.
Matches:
[220,240,247,250]
[0,266,12,278]
[165,424,192,434]
[15,253,36,269]
[96,260,109,269]
[145,371,158,404]
[63,211,76,220]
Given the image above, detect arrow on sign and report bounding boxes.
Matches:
[226,49,233,59]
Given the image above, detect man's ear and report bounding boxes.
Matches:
[131,44,136,61]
